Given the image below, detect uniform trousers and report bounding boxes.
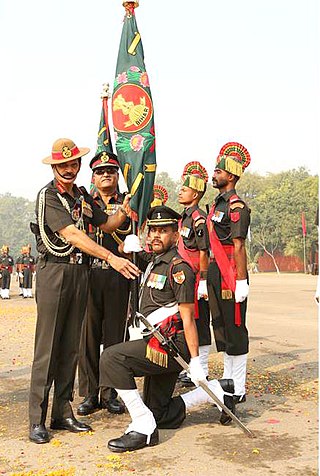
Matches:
[29,260,89,424]
[78,266,130,400]
[207,261,249,355]
[1,269,11,289]
[23,268,33,289]
[196,298,212,346]
[100,332,189,429]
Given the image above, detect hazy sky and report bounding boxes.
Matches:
[0,0,319,200]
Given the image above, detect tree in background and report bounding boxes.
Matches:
[0,194,36,260]
[0,168,318,273]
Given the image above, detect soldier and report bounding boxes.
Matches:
[0,245,14,299]
[206,142,251,410]
[99,205,234,453]
[77,151,131,417]
[19,245,36,298]
[15,248,24,296]
[150,184,169,208]
[177,162,212,386]
[28,138,139,444]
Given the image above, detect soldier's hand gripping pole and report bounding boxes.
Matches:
[136,312,255,438]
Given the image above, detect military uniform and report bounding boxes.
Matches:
[17,251,36,298]
[179,205,211,349]
[78,191,131,405]
[29,178,107,425]
[207,141,251,401]
[15,253,24,295]
[100,245,195,428]
[0,251,14,299]
[207,190,250,355]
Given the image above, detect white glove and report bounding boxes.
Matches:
[189,356,207,386]
[197,279,208,300]
[18,272,24,279]
[235,279,249,303]
[123,234,143,253]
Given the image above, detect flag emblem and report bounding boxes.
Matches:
[113,83,153,132]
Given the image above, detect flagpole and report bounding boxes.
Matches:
[130,219,140,321]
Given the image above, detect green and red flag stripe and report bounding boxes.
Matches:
[112,1,156,228]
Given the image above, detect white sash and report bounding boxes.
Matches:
[147,303,179,326]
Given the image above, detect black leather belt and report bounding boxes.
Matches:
[42,253,89,265]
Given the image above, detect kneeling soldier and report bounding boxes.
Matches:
[99,205,234,452]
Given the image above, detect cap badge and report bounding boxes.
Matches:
[100,152,109,163]
[62,146,72,159]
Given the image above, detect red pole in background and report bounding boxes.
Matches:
[301,212,307,273]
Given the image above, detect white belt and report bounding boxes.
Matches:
[147,303,179,326]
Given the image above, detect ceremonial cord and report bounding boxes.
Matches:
[38,188,77,257]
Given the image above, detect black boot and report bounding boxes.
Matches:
[234,394,246,404]
[77,395,100,416]
[29,423,50,444]
[108,428,159,453]
[218,378,235,394]
[50,416,92,433]
[100,388,125,415]
[220,394,236,426]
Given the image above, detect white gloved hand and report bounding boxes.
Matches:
[197,279,208,300]
[123,234,143,253]
[235,279,249,303]
[189,356,207,386]
[18,272,24,279]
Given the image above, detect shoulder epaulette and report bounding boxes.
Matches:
[229,194,245,210]
[192,209,206,226]
[171,256,184,266]
[79,185,88,196]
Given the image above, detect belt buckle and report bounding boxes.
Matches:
[69,252,83,265]
[101,260,110,270]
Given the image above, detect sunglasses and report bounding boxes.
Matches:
[94,167,118,175]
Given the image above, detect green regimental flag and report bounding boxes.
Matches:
[112,2,156,228]
[90,86,115,196]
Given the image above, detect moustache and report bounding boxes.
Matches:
[61,173,76,179]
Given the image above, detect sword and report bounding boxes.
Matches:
[136,312,255,438]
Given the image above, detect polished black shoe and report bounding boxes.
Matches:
[101,397,125,414]
[220,394,236,426]
[218,378,235,394]
[234,394,246,405]
[50,416,92,433]
[29,423,50,444]
[77,395,100,416]
[108,428,159,453]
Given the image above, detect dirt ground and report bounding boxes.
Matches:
[0,273,318,476]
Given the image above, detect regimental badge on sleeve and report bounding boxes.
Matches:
[230,211,240,222]
[173,270,186,284]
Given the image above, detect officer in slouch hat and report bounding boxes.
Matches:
[28,138,139,444]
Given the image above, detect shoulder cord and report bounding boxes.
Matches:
[38,188,77,257]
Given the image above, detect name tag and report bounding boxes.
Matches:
[211,211,224,223]
[147,273,167,290]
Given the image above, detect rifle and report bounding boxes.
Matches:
[136,312,255,438]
